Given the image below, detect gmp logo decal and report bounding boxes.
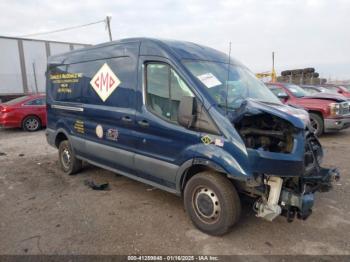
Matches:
[90,63,121,102]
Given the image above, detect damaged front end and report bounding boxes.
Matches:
[232,99,340,222]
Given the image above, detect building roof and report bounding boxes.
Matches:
[0,35,90,46]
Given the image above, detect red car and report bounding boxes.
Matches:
[322,85,350,98]
[0,94,46,131]
[267,83,350,136]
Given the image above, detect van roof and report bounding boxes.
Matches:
[48,37,241,66]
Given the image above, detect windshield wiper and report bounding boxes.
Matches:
[218,103,237,110]
[254,100,282,106]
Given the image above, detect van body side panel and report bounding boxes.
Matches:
[47,43,140,174]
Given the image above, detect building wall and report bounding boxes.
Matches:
[0,38,24,94]
[50,42,71,56]
[0,36,90,96]
[23,40,47,93]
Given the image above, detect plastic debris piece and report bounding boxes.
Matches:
[84,179,109,191]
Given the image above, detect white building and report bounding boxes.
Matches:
[0,36,90,99]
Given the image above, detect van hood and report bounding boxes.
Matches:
[230,99,308,129]
[303,93,348,102]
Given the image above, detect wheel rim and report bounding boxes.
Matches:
[310,117,319,134]
[25,118,39,131]
[192,186,221,224]
[61,148,71,169]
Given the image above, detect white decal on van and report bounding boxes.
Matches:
[197,73,222,88]
[90,63,121,102]
[96,124,104,139]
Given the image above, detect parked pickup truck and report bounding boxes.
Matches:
[267,82,350,136]
[322,84,350,98]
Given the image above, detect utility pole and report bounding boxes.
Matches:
[32,62,38,93]
[271,51,276,83]
[106,16,113,41]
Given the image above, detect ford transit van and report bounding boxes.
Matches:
[46,38,339,235]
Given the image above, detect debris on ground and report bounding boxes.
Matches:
[84,180,109,191]
[0,152,7,156]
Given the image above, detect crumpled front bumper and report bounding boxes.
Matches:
[280,167,340,221]
[247,129,340,222]
[254,167,340,222]
[303,167,340,192]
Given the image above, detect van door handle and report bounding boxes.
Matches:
[137,120,149,127]
[122,116,132,122]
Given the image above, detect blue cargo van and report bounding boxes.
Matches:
[46,38,339,235]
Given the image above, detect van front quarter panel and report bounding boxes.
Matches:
[46,38,340,235]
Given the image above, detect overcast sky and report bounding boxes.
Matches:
[1,0,349,79]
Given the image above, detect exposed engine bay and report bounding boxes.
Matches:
[235,113,295,153]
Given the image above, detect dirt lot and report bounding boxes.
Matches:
[0,128,349,255]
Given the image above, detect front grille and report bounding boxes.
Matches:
[340,102,350,115]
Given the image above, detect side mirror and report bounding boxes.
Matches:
[277,92,289,100]
[178,96,195,128]
[178,96,220,135]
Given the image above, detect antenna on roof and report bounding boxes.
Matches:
[105,15,113,41]
[225,41,232,115]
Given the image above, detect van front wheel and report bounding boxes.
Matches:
[58,140,82,175]
[184,171,241,236]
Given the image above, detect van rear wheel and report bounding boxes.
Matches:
[184,171,241,236]
[58,140,82,175]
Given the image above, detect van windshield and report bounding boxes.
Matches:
[183,60,281,110]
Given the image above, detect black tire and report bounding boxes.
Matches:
[22,115,41,132]
[304,72,319,79]
[309,113,324,136]
[184,171,241,236]
[58,140,82,175]
[320,78,327,84]
[303,67,315,74]
[281,70,291,76]
[291,69,303,75]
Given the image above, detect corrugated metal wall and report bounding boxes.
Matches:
[0,36,89,95]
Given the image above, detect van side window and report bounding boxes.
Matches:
[51,57,136,108]
[146,63,194,122]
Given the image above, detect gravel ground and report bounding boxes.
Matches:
[0,128,349,255]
